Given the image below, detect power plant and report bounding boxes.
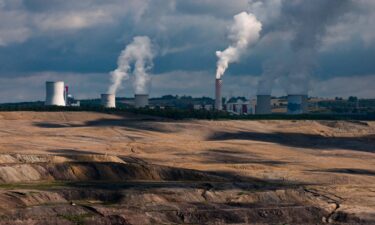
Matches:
[134,94,149,108]
[45,81,66,106]
[215,78,223,110]
[101,94,116,108]
[287,95,308,114]
[42,79,312,115]
[256,95,271,114]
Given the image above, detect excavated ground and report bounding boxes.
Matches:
[0,112,374,224]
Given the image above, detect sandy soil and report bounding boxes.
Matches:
[0,111,374,224]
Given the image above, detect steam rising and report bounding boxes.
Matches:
[254,0,351,95]
[215,12,262,79]
[257,59,288,95]
[108,36,154,95]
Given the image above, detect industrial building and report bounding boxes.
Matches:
[256,95,271,114]
[101,94,116,108]
[225,98,254,115]
[134,94,149,108]
[45,81,66,106]
[287,95,308,114]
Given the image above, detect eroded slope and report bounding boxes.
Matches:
[0,112,373,224]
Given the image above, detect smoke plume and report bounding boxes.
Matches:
[253,0,351,95]
[215,12,262,79]
[257,59,288,95]
[108,36,154,95]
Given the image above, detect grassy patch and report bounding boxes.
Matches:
[0,181,71,190]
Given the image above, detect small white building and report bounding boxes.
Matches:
[193,104,203,110]
[204,104,213,111]
[194,104,214,111]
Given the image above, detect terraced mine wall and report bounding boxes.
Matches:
[0,153,372,224]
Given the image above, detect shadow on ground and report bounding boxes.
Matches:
[48,149,101,155]
[311,168,375,176]
[33,114,375,153]
[34,118,176,133]
[209,131,375,153]
[197,149,288,165]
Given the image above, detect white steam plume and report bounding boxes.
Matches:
[215,12,262,79]
[108,36,154,95]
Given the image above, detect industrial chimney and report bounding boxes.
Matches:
[45,81,66,106]
[287,95,308,115]
[256,95,271,114]
[101,94,116,108]
[134,94,149,108]
[215,78,223,110]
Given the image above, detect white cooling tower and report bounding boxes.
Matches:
[101,94,116,108]
[135,94,149,108]
[45,81,66,106]
[215,78,223,111]
[287,95,308,115]
[256,95,271,114]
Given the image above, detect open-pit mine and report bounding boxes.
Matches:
[0,112,374,224]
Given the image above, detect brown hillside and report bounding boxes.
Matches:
[0,112,374,224]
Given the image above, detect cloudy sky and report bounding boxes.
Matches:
[0,0,374,103]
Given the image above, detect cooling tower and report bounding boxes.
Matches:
[135,94,149,108]
[287,95,308,115]
[256,95,271,114]
[45,81,66,106]
[215,78,223,111]
[101,94,116,108]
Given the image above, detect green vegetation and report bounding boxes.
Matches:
[0,181,72,190]
[0,100,374,121]
[317,98,375,114]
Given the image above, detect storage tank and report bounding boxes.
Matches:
[287,95,308,114]
[101,94,116,108]
[215,78,223,110]
[256,95,271,114]
[45,81,66,106]
[135,94,149,108]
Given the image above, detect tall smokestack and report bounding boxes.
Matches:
[101,94,116,108]
[45,81,66,106]
[64,85,69,106]
[134,94,149,108]
[256,95,271,114]
[287,94,308,115]
[215,78,223,111]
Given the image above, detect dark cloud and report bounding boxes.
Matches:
[254,0,355,95]
[0,0,374,102]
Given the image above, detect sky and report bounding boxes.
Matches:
[0,0,374,102]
